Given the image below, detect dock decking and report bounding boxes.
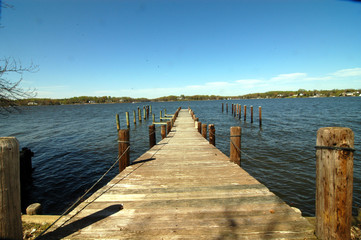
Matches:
[43,109,316,239]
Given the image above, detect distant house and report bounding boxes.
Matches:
[27,102,38,106]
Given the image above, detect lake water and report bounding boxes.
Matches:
[1,97,360,216]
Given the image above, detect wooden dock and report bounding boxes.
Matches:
[43,109,316,239]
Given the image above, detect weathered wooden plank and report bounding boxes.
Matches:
[43,109,316,239]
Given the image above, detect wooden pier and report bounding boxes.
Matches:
[43,109,316,239]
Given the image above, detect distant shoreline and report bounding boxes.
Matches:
[15,88,361,106]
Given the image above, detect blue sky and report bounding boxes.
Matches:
[1,0,361,99]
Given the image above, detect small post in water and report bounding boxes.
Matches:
[138,107,142,122]
[116,114,120,131]
[230,127,241,166]
[149,124,156,149]
[118,129,130,173]
[315,127,354,240]
[238,105,241,120]
[259,106,262,127]
[250,106,253,123]
[243,105,247,121]
[125,112,130,128]
[209,124,215,146]
[133,110,136,125]
[0,137,22,240]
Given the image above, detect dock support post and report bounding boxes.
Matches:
[226,103,228,113]
[138,108,142,122]
[230,127,241,166]
[197,121,202,133]
[259,106,262,127]
[202,124,207,139]
[143,107,146,120]
[116,114,120,131]
[167,121,171,135]
[251,106,253,123]
[315,127,354,240]
[209,124,215,146]
[0,137,22,240]
[243,105,247,121]
[149,124,156,149]
[126,112,130,128]
[161,125,166,139]
[133,110,136,125]
[118,129,130,172]
[152,114,155,123]
[238,105,241,120]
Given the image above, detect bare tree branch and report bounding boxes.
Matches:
[0,57,38,113]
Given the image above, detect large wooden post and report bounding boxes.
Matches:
[243,105,247,121]
[149,124,156,149]
[202,124,207,139]
[0,137,22,240]
[118,129,130,172]
[315,127,354,240]
[161,125,166,139]
[230,127,241,166]
[209,124,215,146]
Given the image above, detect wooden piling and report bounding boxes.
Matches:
[226,103,228,113]
[251,106,253,123]
[167,121,171,135]
[118,129,130,173]
[143,107,146,120]
[259,106,262,127]
[116,114,120,131]
[161,125,166,139]
[149,124,156,149]
[315,127,354,240]
[138,108,142,122]
[125,112,130,128]
[230,127,241,166]
[0,137,22,240]
[152,114,155,123]
[231,104,233,115]
[243,105,246,121]
[197,121,202,133]
[133,110,136,125]
[202,124,207,139]
[238,105,241,120]
[209,124,215,146]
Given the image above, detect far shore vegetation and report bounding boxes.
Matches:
[15,88,361,106]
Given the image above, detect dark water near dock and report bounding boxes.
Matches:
[1,97,360,216]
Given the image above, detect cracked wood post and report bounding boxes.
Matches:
[149,124,156,149]
[202,124,207,139]
[0,137,22,240]
[230,127,241,166]
[316,127,354,240]
[118,129,130,173]
[209,124,215,146]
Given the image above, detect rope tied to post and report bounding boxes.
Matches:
[315,145,355,152]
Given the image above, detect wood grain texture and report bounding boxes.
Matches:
[43,110,316,239]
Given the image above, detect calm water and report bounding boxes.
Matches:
[1,97,360,216]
